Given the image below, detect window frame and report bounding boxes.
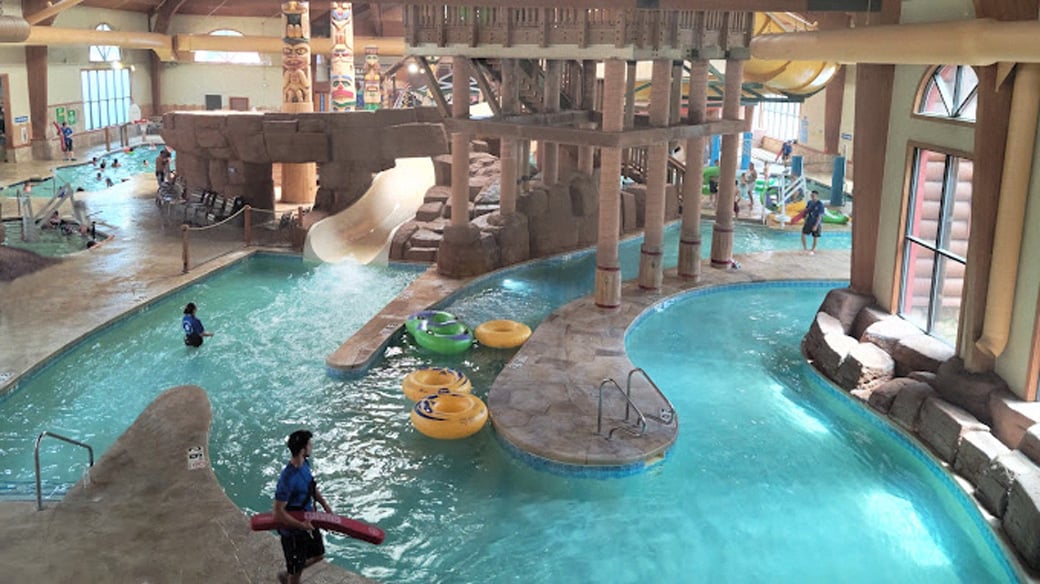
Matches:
[193,29,265,65]
[912,65,978,126]
[89,23,121,63]
[897,144,973,343]
[80,67,132,131]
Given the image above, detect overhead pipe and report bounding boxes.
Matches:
[975,63,1040,361]
[752,18,1040,66]
[3,27,403,61]
[0,14,30,42]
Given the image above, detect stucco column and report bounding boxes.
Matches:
[624,60,637,130]
[595,59,626,309]
[329,2,356,111]
[678,60,708,280]
[450,57,471,226]
[280,0,316,204]
[709,58,743,269]
[499,58,519,215]
[638,59,672,291]
[541,60,562,185]
[577,60,597,175]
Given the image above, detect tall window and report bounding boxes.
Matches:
[194,29,264,65]
[899,149,973,343]
[80,68,131,131]
[755,101,800,141]
[89,23,121,63]
[918,65,978,122]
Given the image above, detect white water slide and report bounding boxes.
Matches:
[304,157,434,265]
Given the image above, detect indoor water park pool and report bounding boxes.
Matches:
[1,219,97,256]
[2,143,166,197]
[0,244,1017,581]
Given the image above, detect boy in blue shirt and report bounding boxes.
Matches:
[274,430,333,584]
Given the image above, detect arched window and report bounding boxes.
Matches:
[917,65,977,122]
[194,29,264,65]
[89,23,121,63]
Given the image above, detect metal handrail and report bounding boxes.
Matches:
[627,368,676,426]
[34,431,94,511]
[597,378,648,440]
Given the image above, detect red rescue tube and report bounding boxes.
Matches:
[250,511,385,545]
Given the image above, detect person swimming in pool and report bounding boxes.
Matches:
[182,302,214,347]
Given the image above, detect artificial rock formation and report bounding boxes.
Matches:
[803,288,1040,572]
[160,108,447,214]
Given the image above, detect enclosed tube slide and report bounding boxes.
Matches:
[742,13,839,96]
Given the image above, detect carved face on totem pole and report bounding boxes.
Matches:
[363,46,381,110]
[282,1,311,104]
[330,2,355,111]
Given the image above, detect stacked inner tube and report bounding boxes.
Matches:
[410,388,488,440]
[405,310,474,355]
[402,367,471,402]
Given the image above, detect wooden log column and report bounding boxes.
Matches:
[709,58,744,269]
[280,0,316,204]
[638,58,672,291]
[577,59,597,176]
[595,59,626,309]
[541,60,562,185]
[678,60,709,280]
[450,56,471,227]
[499,58,519,215]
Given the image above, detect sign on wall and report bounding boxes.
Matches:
[55,107,65,123]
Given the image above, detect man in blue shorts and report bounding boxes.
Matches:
[801,190,826,255]
[61,122,74,161]
[274,430,334,584]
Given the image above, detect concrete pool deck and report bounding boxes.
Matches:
[0,169,851,581]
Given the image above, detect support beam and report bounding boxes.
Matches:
[678,60,709,280]
[595,58,626,310]
[442,118,746,149]
[24,0,85,26]
[709,58,743,269]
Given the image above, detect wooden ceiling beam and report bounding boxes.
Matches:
[153,0,188,34]
[25,0,87,25]
[357,0,880,11]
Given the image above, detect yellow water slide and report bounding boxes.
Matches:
[742,13,840,96]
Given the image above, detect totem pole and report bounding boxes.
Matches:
[281,0,315,204]
[330,2,356,111]
[362,46,382,111]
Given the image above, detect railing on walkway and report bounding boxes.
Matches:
[596,367,676,440]
[34,431,93,511]
[179,204,305,273]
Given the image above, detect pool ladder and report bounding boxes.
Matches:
[597,368,676,440]
[33,431,94,511]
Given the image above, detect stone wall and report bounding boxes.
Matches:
[160,108,448,213]
[804,287,1040,573]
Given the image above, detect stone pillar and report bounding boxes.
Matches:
[330,2,356,111]
[280,0,316,204]
[595,59,626,309]
[709,58,743,269]
[499,59,519,216]
[638,59,672,291]
[26,46,50,159]
[541,60,562,185]
[679,61,709,280]
[624,60,637,130]
[577,59,597,176]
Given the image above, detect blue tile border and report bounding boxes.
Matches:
[492,427,660,479]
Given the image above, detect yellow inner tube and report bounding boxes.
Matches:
[474,319,532,349]
[410,390,488,440]
[402,368,472,402]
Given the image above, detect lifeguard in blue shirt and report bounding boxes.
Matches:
[181,302,213,347]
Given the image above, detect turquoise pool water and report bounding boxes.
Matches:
[7,225,1002,583]
[3,144,166,198]
[1,219,95,256]
[625,283,1015,582]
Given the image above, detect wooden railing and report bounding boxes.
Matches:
[406,6,749,51]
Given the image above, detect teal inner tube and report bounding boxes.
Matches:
[405,310,474,355]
